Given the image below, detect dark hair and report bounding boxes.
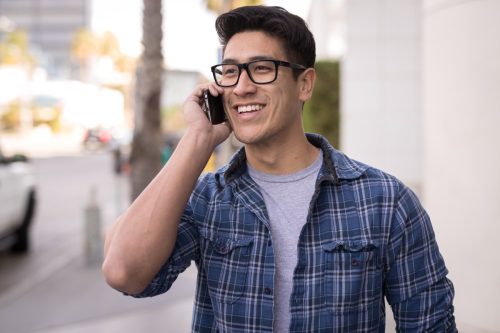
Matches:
[215,6,316,70]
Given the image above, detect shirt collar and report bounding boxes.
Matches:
[220,133,368,185]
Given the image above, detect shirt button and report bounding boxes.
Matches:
[267,239,272,247]
[264,287,273,295]
[352,259,359,266]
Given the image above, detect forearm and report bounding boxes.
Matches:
[102,129,215,294]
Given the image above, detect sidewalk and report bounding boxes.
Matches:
[0,254,197,333]
[0,142,198,333]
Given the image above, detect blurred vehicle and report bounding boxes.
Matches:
[0,146,37,253]
[108,127,132,174]
[83,127,112,150]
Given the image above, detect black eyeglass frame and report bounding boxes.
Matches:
[210,59,307,87]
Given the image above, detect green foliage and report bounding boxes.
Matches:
[303,60,340,148]
[0,100,21,130]
[0,30,35,66]
[70,28,97,62]
[0,100,62,132]
[206,0,262,13]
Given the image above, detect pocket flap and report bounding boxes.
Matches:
[323,240,377,253]
[201,229,253,255]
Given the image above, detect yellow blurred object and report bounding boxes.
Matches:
[203,153,216,173]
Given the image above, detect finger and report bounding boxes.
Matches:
[208,83,224,97]
[185,85,208,106]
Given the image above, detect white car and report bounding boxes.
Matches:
[0,146,36,253]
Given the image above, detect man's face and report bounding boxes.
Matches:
[221,31,307,146]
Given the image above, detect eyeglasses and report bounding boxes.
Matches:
[211,59,307,87]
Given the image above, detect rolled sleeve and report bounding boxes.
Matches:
[385,185,456,332]
[131,209,200,298]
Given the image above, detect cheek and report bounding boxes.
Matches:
[268,86,288,107]
[272,88,298,113]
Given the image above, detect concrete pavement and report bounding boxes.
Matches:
[0,143,198,333]
[0,248,197,333]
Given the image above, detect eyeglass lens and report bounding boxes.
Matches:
[213,60,277,87]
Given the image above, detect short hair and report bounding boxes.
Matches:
[215,6,316,70]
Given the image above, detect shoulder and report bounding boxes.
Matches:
[334,154,427,230]
[192,171,224,200]
[190,160,238,205]
[327,147,405,197]
[309,133,403,189]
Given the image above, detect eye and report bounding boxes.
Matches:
[222,65,238,77]
[253,62,273,73]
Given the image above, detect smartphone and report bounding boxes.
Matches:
[203,89,226,125]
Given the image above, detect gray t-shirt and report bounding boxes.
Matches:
[248,152,323,332]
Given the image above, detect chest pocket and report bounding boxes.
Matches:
[201,230,254,304]
[322,240,383,313]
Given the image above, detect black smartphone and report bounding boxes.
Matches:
[203,89,226,125]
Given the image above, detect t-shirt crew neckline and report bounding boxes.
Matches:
[247,152,324,183]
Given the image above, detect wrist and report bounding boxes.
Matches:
[182,127,218,156]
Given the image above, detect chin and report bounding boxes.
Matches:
[233,133,252,145]
[233,130,262,145]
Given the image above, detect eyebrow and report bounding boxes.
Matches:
[221,55,277,64]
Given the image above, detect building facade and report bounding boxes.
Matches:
[341,0,422,195]
[341,0,500,331]
[0,0,91,77]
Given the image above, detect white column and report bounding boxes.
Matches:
[423,0,500,331]
[342,0,422,193]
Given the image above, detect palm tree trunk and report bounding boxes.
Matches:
[130,0,163,201]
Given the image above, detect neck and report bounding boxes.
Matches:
[245,133,319,175]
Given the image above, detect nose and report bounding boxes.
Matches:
[232,68,257,96]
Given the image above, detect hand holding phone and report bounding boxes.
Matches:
[202,89,226,125]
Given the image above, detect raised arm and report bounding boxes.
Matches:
[102,84,230,295]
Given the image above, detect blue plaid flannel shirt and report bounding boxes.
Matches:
[132,133,456,332]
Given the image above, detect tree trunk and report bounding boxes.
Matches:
[130,0,163,201]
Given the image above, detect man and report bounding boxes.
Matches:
[103,6,456,332]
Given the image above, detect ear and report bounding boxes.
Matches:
[298,68,316,102]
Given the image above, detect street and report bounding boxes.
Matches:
[0,152,196,333]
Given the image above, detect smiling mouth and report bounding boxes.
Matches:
[236,104,264,114]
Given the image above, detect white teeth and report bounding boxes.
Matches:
[237,104,264,113]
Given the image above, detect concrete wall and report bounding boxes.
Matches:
[161,69,203,109]
[307,0,345,60]
[422,0,500,331]
[343,0,500,330]
[342,0,422,194]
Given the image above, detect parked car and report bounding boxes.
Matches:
[0,146,37,253]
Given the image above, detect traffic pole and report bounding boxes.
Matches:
[84,186,103,267]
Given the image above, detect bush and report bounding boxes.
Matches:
[303,60,340,148]
[0,100,21,130]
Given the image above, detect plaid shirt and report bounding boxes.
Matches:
[133,134,456,332]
